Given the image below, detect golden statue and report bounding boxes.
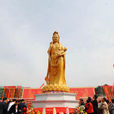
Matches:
[42,31,69,92]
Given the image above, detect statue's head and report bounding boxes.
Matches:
[52,31,60,43]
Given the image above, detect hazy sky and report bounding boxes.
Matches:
[0,0,114,88]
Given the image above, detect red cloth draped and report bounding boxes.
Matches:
[102,85,114,101]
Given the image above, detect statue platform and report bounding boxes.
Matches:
[32,92,78,108]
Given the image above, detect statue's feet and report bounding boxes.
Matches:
[42,84,69,92]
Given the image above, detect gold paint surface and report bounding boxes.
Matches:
[42,32,69,92]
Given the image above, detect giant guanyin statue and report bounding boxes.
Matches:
[42,31,69,92]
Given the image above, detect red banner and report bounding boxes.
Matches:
[102,85,114,101]
[70,87,95,100]
[3,86,16,99]
[15,87,22,98]
[22,88,42,99]
[22,87,95,101]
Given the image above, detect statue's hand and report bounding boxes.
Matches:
[57,51,65,57]
[64,48,67,51]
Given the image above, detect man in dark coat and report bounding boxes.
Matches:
[79,98,85,106]
[110,99,114,114]
[3,97,8,114]
[9,100,22,114]
[0,100,3,114]
[18,99,27,114]
[92,94,98,114]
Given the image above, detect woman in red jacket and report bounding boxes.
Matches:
[85,97,94,114]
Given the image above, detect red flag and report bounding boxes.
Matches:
[45,76,47,81]
[40,83,44,89]
[112,82,114,92]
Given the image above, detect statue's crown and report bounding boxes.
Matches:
[53,31,58,35]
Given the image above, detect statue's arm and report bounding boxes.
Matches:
[57,46,67,57]
[64,47,67,52]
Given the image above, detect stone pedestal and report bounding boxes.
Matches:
[32,92,78,108]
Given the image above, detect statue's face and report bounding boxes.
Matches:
[52,34,59,43]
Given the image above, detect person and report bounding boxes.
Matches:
[3,97,8,114]
[79,98,85,106]
[98,100,102,114]
[7,99,16,113]
[9,100,22,114]
[42,31,69,92]
[100,97,110,114]
[85,97,94,114]
[0,100,3,114]
[92,94,98,114]
[110,99,114,114]
[18,99,27,114]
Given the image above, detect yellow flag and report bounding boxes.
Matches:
[32,111,35,114]
[53,107,56,114]
[37,110,41,114]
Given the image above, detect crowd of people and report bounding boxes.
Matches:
[78,95,114,114]
[0,95,114,114]
[0,98,27,114]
